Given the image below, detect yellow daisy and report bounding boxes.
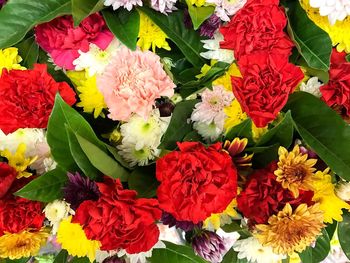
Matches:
[204,198,239,230]
[213,63,242,91]
[0,47,26,74]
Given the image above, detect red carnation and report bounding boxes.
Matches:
[73,178,161,253]
[0,64,76,134]
[156,142,237,224]
[0,162,17,199]
[237,162,314,226]
[231,53,304,127]
[0,196,45,235]
[220,0,293,60]
[320,50,350,117]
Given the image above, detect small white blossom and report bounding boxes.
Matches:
[118,240,166,263]
[150,0,177,14]
[309,0,350,25]
[300,77,322,98]
[44,200,74,234]
[104,0,142,11]
[205,0,246,21]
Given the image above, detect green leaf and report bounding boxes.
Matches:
[159,100,199,150]
[105,144,133,169]
[150,241,208,263]
[251,144,280,168]
[256,111,293,147]
[15,168,67,202]
[75,134,129,181]
[325,221,337,240]
[298,229,330,263]
[225,119,253,142]
[221,249,238,263]
[221,221,242,233]
[284,1,332,71]
[338,210,350,260]
[3,258,30,263]
[54,250,68,263]
[128,165,159,198]
[72,0,104,26]
[47,94,106,172]
[139,7,206,68]
[186,2,215,30]
[102,8,140,51]
[69,257,90,263]
[284,92,350,181]
[0,0,71,48]
[15,35,39,68]
[65,126,100,179]
[299,248,312,263]
[346,54,350,62]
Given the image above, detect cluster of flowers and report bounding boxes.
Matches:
[0,0,350,262]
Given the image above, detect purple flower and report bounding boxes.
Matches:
[102,255,126,263]
[63,172,100,210]
[0,0,6,8]
[199,15,221,38]
[192,231,226,263]
[156,100,175,117]
[161,212,202,232]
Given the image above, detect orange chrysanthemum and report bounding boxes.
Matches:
[274,145,317,197]
[255,203,324,255]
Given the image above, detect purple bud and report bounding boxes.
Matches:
[156,100,175,117]
[161,212,202,232]
[102,255,126,263]
[192,231,226,263]
[199,15,221,39]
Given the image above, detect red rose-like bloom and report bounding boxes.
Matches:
[73,178,161,253]
[320,50,350,116]
[0,64,76,134]
[0,196,45,235]
[237,162,314,226]
[156,142,237,224]
[220,0,293,59]
[35,14,113,69]
[232,53,304,127]
[0,162,17,199]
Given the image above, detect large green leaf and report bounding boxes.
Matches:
[186,2,215,30]
[150,241,207,263]
[299,229,330,263]
[159,100,199,150]
[102,8,140,51]
[72,0,104,26]
[225,119,253,142]
[47,94,106,172]
[139,7,206,68]
[54,250,68,263]
[221,249,238,263]
[15,35,39,68]
[2,258,30,263]
[0,0,71,48]
[284,92,350,181]
[338,210,350,260]
[284,1,332,71]
[75,134,129,181]
[14,168,68,202]
[128,165,159,198]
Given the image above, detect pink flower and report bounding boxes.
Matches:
[97,47,175,121]
[35,14,113,70]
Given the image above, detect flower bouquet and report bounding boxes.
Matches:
[0,0,350,262]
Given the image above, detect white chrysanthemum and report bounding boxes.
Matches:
[193,121,223,141]
[150,0,177,14]
[104,0,142,11]
[200,32,234,64]
[44,200,74,234]
[205,0,246,21]
[300,77,322,97]
[233,237,285,263]
[73,40,121,77]
[0,128,53,175]
[309,0,350,25]
[336,182,350,201]
[118,240,166,263]
[117,142,160,166]
[191,85,234,129]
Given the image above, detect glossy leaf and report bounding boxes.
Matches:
[15,168,67,202]
[15,35,39,68]
[284,92,350,181]
[186,2,215,30]
[102,8,140,50]
[284,1,332,71]
[325,221,337,240]
[128,165,159,198]
[159,100,199,150]
[338,210,350,260]
[139,7,206,68]
[72,0,104,26]
[225,119,253,142]
[221,249,238,263]
[0,0,71,48]
[75,134,129,181]
[53,250,68,263]
[150,241,208,263]
[298,229,330,262]
[221,221,242,233]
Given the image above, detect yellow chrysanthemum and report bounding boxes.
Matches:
[0,47,26,74]
[56,216,101,262]
[137,12,171,52]
[0,228,49,260]
[213,63,242,91]
[255,203,324,255]
[300,0,350,52]
[204,198,239,230]
[310,168,350,223]
[67,71,107,118]
[1,143,37,178]
[274,145,317,197]
[188,0,206,7]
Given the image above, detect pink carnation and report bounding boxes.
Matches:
[35,14,113,70]
[97,47,175,121]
